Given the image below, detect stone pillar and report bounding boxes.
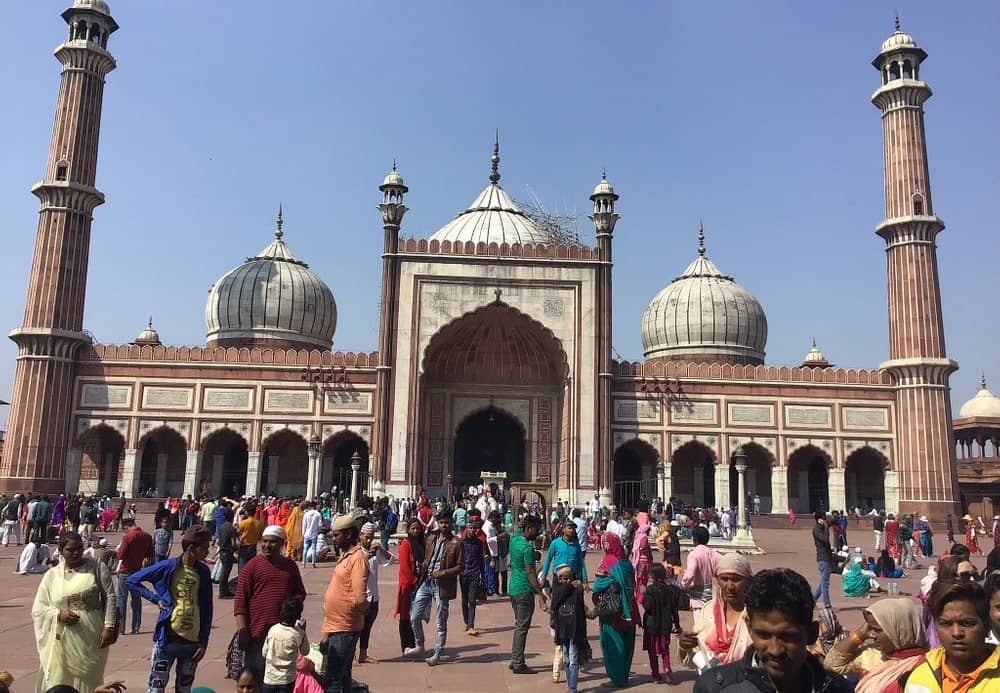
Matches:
[714,464,730,509]
[829,467,847,512]
[692,465,704,506]
[735,465,748,530]
[657,463,668,501]
[183,450,201,498]
[770,466,789,515]
[155,453,168,496]
[65,448,82,495]
[350,453,361,511]
[245,452,261,498]
[306,446,320,501]
[266,455,279,495]
[212,454,224,496]
[884,470,900,515]
[119,448,140,497]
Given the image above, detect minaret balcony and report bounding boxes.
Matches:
[875,214,944,246]
[31,179,105,215]
[871,80,931,111]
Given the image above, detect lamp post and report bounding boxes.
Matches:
[446,473,453,506]
[349,450,362,511]
[307,434,321,501]
[730,449,759,551]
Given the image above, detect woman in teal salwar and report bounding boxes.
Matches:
[592,532,640,687]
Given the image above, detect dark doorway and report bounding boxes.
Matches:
[808,456,829,513]
[453,409,525,489]
[217,435,249,497]
[613,444,643,510]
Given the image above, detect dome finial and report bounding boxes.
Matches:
[489,130,501,184]
[697,219,706,257]
[982,372,988,390]
[894,10,900,32]
[812,336,817,348]
[392,158,397,172]
[275,204,284,240]
[148,315,153,329]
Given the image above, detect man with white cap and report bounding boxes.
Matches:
[234,524,306,674]
[320,513,370,693]
[357,521,393,663]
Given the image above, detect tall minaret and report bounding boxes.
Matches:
[590,171,619,505]
[371,161,408,494]
[1,1,118,494]
[872,20,960,515]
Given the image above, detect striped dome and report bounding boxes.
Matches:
[205,220,336,350]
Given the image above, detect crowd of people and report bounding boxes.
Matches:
[3,487,1000,693]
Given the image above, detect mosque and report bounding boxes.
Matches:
[3,1,997,518]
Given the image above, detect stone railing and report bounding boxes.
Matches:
[611,360,892,385]
[83,343,380,368]
[396,237,600,260]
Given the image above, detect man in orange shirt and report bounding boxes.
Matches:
[321,513,370,693]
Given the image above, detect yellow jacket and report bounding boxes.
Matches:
[903,646,1000,693]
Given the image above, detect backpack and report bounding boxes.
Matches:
[5,501,19,521]
[385,507,398,534]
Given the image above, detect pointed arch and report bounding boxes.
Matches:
[77,424,126,496]
[845,445,889,513]
[670,440,717,507]
[613,437,659,510]
[787,444,833,514]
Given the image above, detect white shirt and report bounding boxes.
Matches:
[302,509,322,539]
[475,495,490,516]
[365,546,393,602]
[589,499,600,515]
[606,519,626,539]
[262,622,309,685]
[482,519,499,557]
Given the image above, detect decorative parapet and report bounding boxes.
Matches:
[83,343,380,368]
[396,237,600,261]
[611,360,892,386]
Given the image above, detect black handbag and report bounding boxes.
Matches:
[593,581,622,618]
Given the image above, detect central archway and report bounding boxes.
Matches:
[453,408,526,490]
[418,299,568,491]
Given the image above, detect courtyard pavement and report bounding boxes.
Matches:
[0,518,988,692]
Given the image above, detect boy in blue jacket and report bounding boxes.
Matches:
[126,526,214,693]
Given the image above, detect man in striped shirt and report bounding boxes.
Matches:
[234,525,306,674]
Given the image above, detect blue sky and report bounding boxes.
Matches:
[2,2,998,427]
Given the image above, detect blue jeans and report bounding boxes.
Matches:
[117,573,142,632]
[148,638,199,693]
[411,580,449,655]
[560,639,580,693]
[238,544,257,572]
[303,536,317,566]
[322,631,360,693]
[813,560,832,609]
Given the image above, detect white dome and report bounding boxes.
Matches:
[881,30,918,53]
[74,0,111,14]
[134,318,160,346]
[959,379,1000,419]
[802,341,831,368]
[641,250,767,365]
[205,223,336,350]
[429,183,551,246]
[592,175,616,198]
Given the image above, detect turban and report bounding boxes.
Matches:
[332,513,360,531]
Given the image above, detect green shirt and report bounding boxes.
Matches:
[507,533,536,596]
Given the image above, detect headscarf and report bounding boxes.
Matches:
[599,532,627,573]
[276,501,291,528]
[715,553,752,579]
[855,599,928,693]
[842,560,871,597]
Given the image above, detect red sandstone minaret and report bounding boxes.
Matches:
[872,20,960,515]
[1,1,117,494]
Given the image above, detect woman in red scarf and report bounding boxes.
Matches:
[885,514,901,562]
[394,519,425,654]
[965,514,982,556]
[275,500,291,529]
[266,498,278,526]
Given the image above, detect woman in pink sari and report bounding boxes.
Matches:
[678,553,754,672]
[885,514,901,562]
[266,498,278,526]
[630,520,652,604]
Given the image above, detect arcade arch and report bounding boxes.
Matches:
[78,425,125,496]
[321,432,370,500]
[730,443,773,513]
[201,428,249,498]
[138,427,187,498]
[787,445,832,514]
[613,438,658,510]
[671,440,716,507]
[845,446,889,513]
[261,430,308,498]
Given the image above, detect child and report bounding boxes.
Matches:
[153,516,173,563]
[642,563,682,684]
[262,598,310,693]
[548,563,590,693]
[235,668,263,693]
